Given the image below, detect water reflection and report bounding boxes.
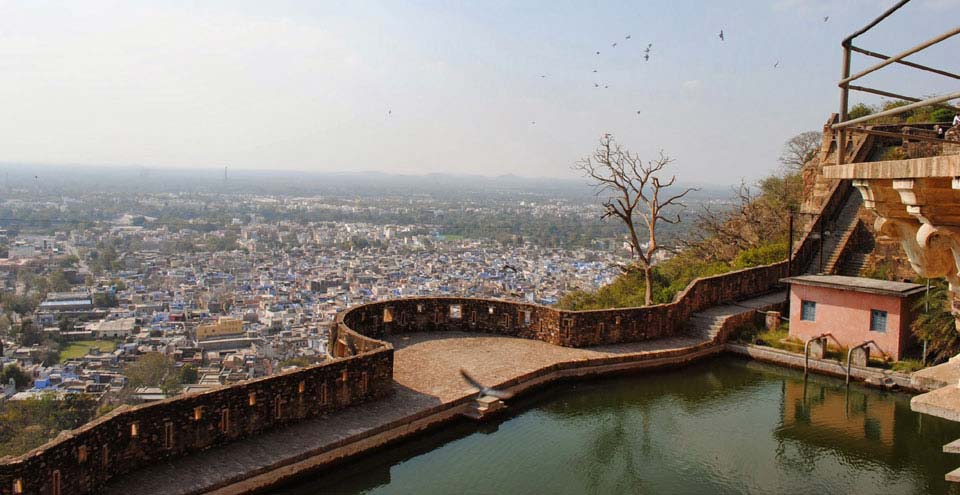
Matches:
[274,358,960,495]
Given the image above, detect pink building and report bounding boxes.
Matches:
[781,275,925,361]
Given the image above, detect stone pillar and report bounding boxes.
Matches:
[850,346,870,367]
[809,337,827,360]
[764,311,781,331]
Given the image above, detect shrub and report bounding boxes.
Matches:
[848,103,876,120]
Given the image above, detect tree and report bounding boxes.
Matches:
[911,280,959,363]
[779,131,822,172]
[178,364,198,384]
[574,135,697,305]
[0,365,31,389]
[125,353,177,389]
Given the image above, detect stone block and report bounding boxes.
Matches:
[850,346,870,367]
[765,311,781,330]
[808,337,827,360]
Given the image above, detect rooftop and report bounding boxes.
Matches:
[780,275,925,297]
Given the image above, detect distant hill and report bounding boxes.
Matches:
[0,164,732,201]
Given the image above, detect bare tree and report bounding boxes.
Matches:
[574,135,698,305]
[779,131,822,172]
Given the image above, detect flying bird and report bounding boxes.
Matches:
[643,53,649,62]
[595,51,600,55]
[824,16,829,22]
[719,29,724,41]
[612,42,617,48]
[460,369,513,400]
[604,85,609,89]
[645,43,652,52]
[387,110,392,115]
[593,69,598,73]
[530,121,536,125]
[594,82,600,88]
[625,34,631,40]
[636,110,642,115]
[773,60,780,68]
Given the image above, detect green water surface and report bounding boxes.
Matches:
[276,357,960,495]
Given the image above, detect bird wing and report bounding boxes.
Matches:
[485,388,514,400]
[460,369,484,390]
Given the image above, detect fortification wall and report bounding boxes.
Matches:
[335,260,788,351]
[0,335,392,495]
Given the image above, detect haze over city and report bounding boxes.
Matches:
[1,0,957,183]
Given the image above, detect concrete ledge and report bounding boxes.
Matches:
[822,154,960,179]
[202,342,723,495]
[913,386,960,423]
[724,343,916,391]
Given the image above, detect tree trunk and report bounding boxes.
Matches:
[643,265,654,306]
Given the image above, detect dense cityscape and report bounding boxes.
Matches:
[1,176,707,413]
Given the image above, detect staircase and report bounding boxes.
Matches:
[805,190,863,274]
[687,311,727,341]
[838,251,868,277]
[685,292,787,343]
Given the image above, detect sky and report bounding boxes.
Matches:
[0,0,957,185]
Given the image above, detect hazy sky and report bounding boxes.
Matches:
[0,0,957,184]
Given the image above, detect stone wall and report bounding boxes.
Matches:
[336,260,789,351]
[0,341,392,495]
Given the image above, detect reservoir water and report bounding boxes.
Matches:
[276,357,960,495]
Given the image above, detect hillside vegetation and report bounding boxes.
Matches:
[558,133,809,310]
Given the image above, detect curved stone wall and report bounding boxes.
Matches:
[0,331,391,495]
[334,261,789,352]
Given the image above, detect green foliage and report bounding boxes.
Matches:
[848,103,875,120]
[0,394,98,457]
[207,233,240,252]
[279,357,313,368]
[891,359,925,373]
[125,352,176,389]
[93,292,118,308]
[911,279,960,364]
[932,108,955,123]
[862,259,896,281]
[732,242,788,269]
[178,364,199,384]
[0,365,31,389]
[879,146,907,161]
[60,340,117,360]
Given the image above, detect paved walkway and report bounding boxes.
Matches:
[104,292,784,494]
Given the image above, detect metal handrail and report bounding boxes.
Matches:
[845,340,889,384]
[804,333,832,376]
[833,0,959,165]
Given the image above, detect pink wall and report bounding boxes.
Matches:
[788,284,915,360]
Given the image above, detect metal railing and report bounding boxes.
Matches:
[832,0,960,164]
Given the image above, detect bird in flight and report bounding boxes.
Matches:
[530,121,536,125]
[540,74,546,78]
[636,110,642,115]
[595,51,600,55]
[460,370,513,400]
[824,16,829,22]
[625,34,631,40]
[644,53,649,61]
[604,85,609,89]
[773,60,780,68]
[719,29,724,41]
[594,82,600,88]
[387,110,392,115]
[612,42,617,48]
[593,69,598,73]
